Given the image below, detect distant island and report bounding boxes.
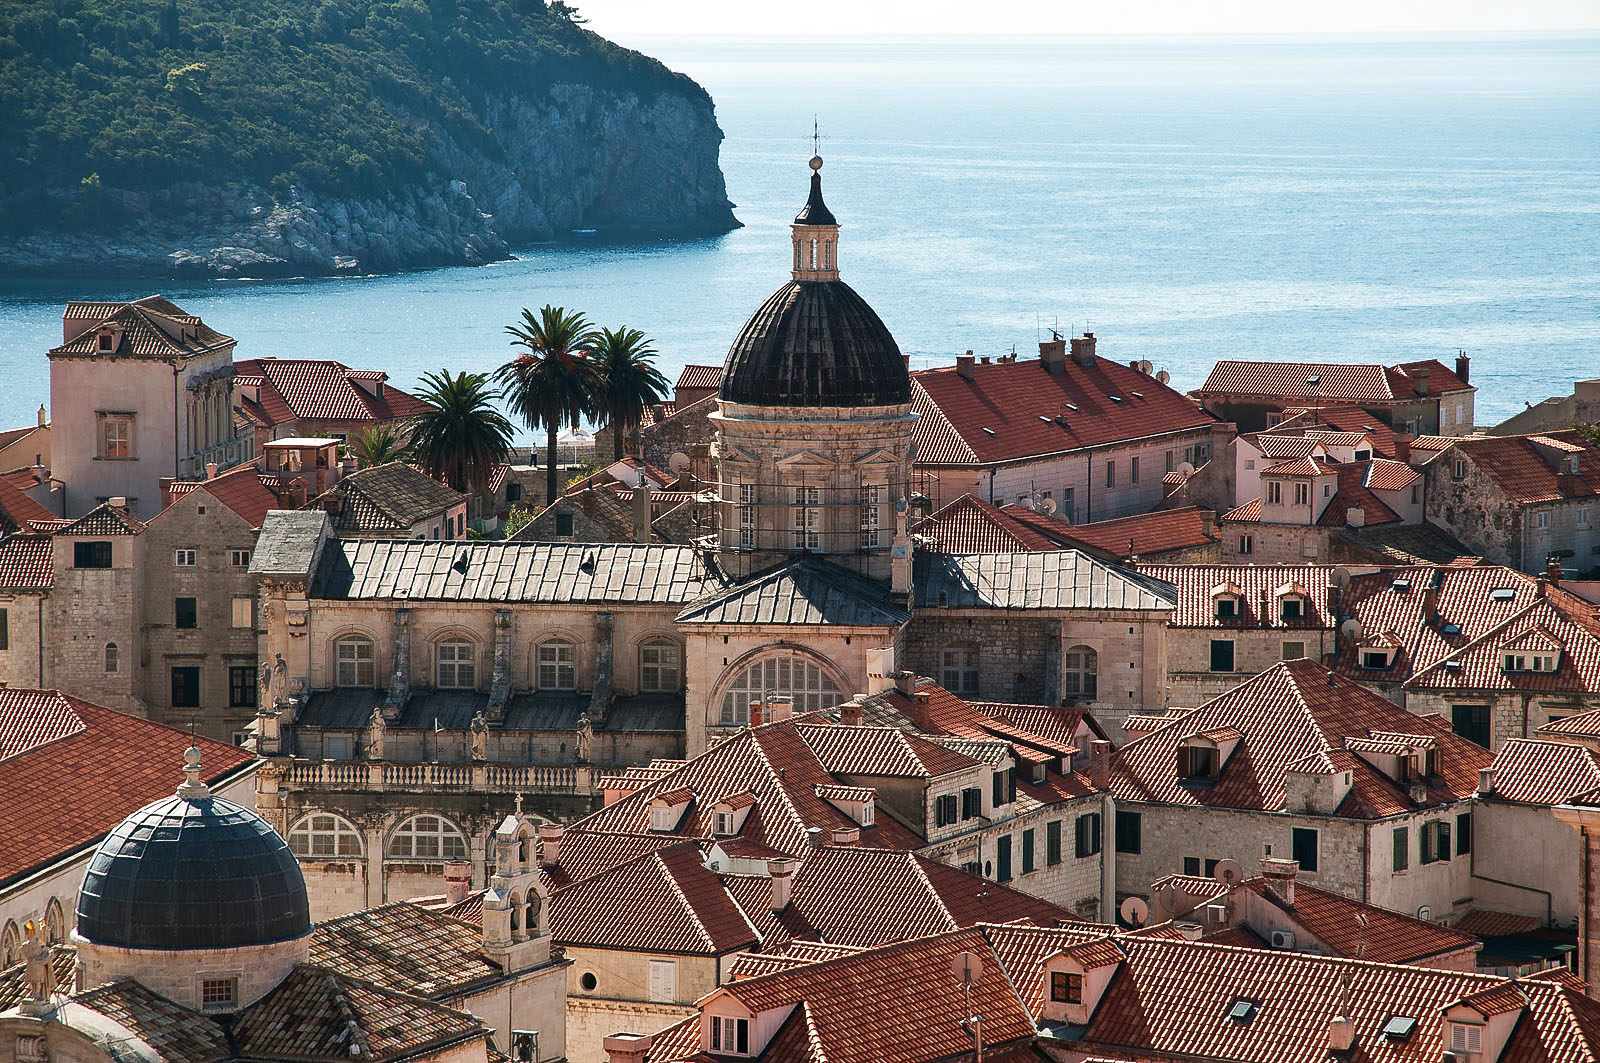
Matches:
[0,0,738,277]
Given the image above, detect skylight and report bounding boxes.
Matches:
[1062,402,1078,412]
[1109,395,1123,403]
[1382,1015,1417,1041]
[1489,588,1516,602]
[1390,579,1411,593]
[1131,391,1144,399]
[1226,998,1260,1025]
[1441,623,1461,636]
[1038,416,1053,424]
[981,427,996,436]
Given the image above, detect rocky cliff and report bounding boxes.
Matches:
[0,2,737,277]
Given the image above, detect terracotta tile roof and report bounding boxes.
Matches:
[797,720,980,778]
[57,502,145,536]
[910,357,1215,466]
[1133,564,1338,629]
[911,495,1065,553]
[1455,909,1543,937]
[0,533,54,589]
[1486,739,1600,806]
[550,842,759,954]
[1105,659,1489,814]
[980,922,1162,1014]
[1248,435,1326,459]
[0,948,77,1010]
[1364,458,1420,491]
[675,363,724,390]
[1538,708,1600,739]
[1407,591,1600,695]
[0,693,255,887]
[73,979,235,1063]
[1455,430,1600,504]
[1262,455,1331,477]
[235,357,431,427]
[51,297,233,361]
[311,462,465,532]
[726,940,865,979]
[310,903,505,998]
[1240,879,1479,965]
[0,476,58,535]
[1268,406,1408,457]
[1317,462,1402,528]
[1221,498,1261,522]
[1197,359,1472,404]
[1053,506,1219,559]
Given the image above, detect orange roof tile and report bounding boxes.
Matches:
[1242,879,1478,965]
[0,533,54,589]
[235,357,431,427]
[1198,359,1472,404]
[1454,431,1600,504]
[1038,505,1219,560]
[911,495,1065,553]
[1133,564,1338,630]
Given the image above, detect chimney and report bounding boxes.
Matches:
[1039,337,1067,375]
[1478,766,1496,796]
[806,826,824,849]
[36,404,46,428]
[1089,739,1111,789]
[602,1033,653,1063]
[108,495,128,510]
[1174,921,1204,941]
[767,857,797,910]
[1547,556,1563,586]
[1328,1015,1356,1055]
[632,483,650,544]
[1345,506,1365,528]
[1070,332,1096,367]
[1421,584,1439,625]
[957,352,976,381]
[1393,433,1411,464]
[839,701,863,726]
[766,695,793,724]
[830,825,860,846]
[538,823,565,867]
[893,670,917,696]
[1456,353,1470,385]
[205,462,219,480]
[749,700,764,727]
[1200,508,1215,540]
[1260,857,1298,907]
[1410,366,1430,396]
[910,690,933,731]
[444,862,472,905]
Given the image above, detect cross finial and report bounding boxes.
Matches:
[515,792,524,817]
[812,115,820,156]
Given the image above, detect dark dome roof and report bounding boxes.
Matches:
[794,171,837,226]
[76,793,310,950]
[720,280,911,407]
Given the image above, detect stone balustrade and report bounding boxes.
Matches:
[278,758,587,795]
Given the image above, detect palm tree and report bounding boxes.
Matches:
[591,326,669,462]
[408,370,515,494]
[497,305,599,505]
[348,424,412,468]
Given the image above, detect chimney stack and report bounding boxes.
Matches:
[108,495,128,510]
[1174,921,1204,941]
[766,695,793,724]
[1200,508,1215,540]
[1070,332,1096,367]
[1478,766,1496,796]
[538,823,565,867]
[910,690,933,731]
[1421,584,1439,625]
[767,857,797,910]
[749,701,764,728]
[205,462,219,480]
[1089,739,1111,789]
[1547,555,1564,586]
[893,670,917,696]
[36,404,46,428]
[1328,1015,1356,1055]
[1260,857,1298,907]
[1393,433,1411,464]
[444,861,472,904]
[602,1034,654,1063]
[1039,337,1067,375]
[830,826,860,846]
[957,352,976,381]
[1455,353,1470,385]
[1410,366,1430,396]
[839,700,863,726]
[632,483,650,544]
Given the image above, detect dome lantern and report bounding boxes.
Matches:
[791,154,840,282]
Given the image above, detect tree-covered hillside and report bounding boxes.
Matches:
[0,0,731,249]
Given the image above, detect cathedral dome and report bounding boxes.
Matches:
[75,778,310,951]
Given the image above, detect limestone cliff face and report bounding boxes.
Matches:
[1,82,735,278]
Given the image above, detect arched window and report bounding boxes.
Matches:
[44,898,65,944]
[336,637,375,687]
[537,639,577,690]
[389,814,469,861]
[436,639,476,689]
[640,639,681,693]
[1064,647,1098,701]
[525,892,541,934]
[719,654,841,725]
[288,813,365,858]
[105,642,119,674]
[940,643,980,695]
[510,892,523,935]
[0,921,18,967]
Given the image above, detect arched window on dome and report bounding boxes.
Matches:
[389,814,469,862]
[44,898,65,944]
[0,921,19,967]
[105,642,119,674]
[719,653,842,726]
[288,813,364,858]
[1064,646,1099,701]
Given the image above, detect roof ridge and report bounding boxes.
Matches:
[747,726,816,846]
[1405,598,1548,685]
[653,849,720,952]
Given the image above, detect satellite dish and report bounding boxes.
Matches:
[1340,618,1364,641]
[1332,567,1352,588]
[668,452,690,475]
[1120,896,1150,927]
[1137,359,1154,375]
[1176,462,1195,477]
[1040,498,1058,515]
[950,950,985,985]
[1213,859,1245,887]
[1017,497,1036,511]
[1156,883,1186,916]
[1156,370,1171,385]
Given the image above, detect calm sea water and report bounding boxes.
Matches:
[1,36,1597,437]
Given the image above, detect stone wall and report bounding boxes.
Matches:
[1164,628,1336,707]
[1423,453,1525,571]
[0,593,47,690]
[44,532,144,715]
[564,947,717,1063]
[1405,689,1600,752]
[1474,799,1581,926]
[1218,520,1335,564]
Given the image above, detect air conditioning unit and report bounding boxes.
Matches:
[1270,930,1296,950]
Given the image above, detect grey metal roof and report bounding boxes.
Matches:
[250,510,331,578]
[310,540,724,604]
[913,551,1177,612]
[676,558,911,627]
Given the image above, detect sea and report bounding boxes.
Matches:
[1,35,1597,437]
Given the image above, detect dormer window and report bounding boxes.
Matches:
[1178,744,1218,781]
[1050,971,1083,1004]
[97,331,115,352]
[714,812,735,836]
[1504,652,1557,673]
[710,1016,750,1055]
[1215,597,1238,619]
[1360,648,1395,670]
[1280,597,1303,621]
[650,804,675,832]
[1448,1022,1483,1055]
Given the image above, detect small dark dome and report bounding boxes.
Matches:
[720,280,912,407]
[76,794,311,951]
[794,171,837,226]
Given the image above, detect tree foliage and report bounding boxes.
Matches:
[591,325,667,462]
[497,304,598,507]
[408,369,514,494]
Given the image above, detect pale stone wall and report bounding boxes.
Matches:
[565,947,718,1063]
[1364,809,1476,922]
[1474,800,1581,927]
[0,593,47,690]
[919,796,1106,918]
[72,932,310,1010]
[1405,689,1600,752]
[1218,520,1334,564]
[566,997,696,1063]
[44,533,145,715]
[457,960,570,1061]
[1164,628,1336,707]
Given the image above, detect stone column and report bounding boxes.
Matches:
[362,810,389,909]
[487,610,513,721]
[589,612,614,724]
[1044,618,1063,705]
[384,608,411,718]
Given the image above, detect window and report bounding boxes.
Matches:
[1266,481,1282,505]
[1178,744,1217,780]
[1051,971,1083,1004]
[1281,641,1305,661]
[555,511,575,537]
[738,482,756,549]
[1422,820,1451,864]
[436,639,476,689]
[992,767,1015,807]
[1449,1023,1483,1055]
[941,644,980,694]
[97,331,114,352]
[719,654,841,724]
[1165,451,1174,473]
[175,597,197,629]
[711,1016,749,1055]
[171,666,200,707]
[791,485,820,550]
[1130,456,1139,484]
[1354,449,1371,462]
[104,642,119,673]
[1062,488,1074,522]
[1115,810,1143,854]
[1215,597,1237,619]
[961,787,982,819]
[1291,827,1318,872]
[0,609,7,651]
[536,639,576,690]
[175,548,197,567]
[640,640,681,692]
[99,414,133,459]
[289,813,363,857]
[996,834,1013,881]
[1063,646,1098,699]
[860,483,882,548]
[1280,597,1303,620]
[74,541,113,568]
[648,959,677,1003]
[388,814,468,861]
[1535,511,1549,530]
[1209,639,1235,672]
[231,548,251,567]
[1360,650,1391,670]
[1457,812,1472,855]
[1452,704,1491,747]
[1183,856,1201,876]
[1238,534,1253,555]
[336,637,375,687]
[1106,461,1115,487]
[935,793,958,827]
[1244,458,1256,470]
[1047,820,1062,865]
[231,596,253,628]
[1580,507,1591,529]
[200,977,237,1010]
[714,811,735,836]
[1393,826,1409,872]
[1022,829,1036,873]
[1074,812,1102,857]
[229,666,257,709]
[1453,459,1467,481]
[1411,485,1420,504]
[1293,482,1309,506]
